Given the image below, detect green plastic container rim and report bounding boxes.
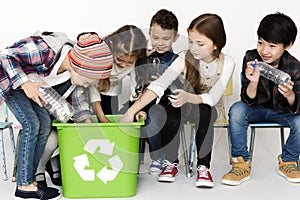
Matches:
[52,114,145,127]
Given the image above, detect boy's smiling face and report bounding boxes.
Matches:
[149,23,179,54]
[257,37,291,67]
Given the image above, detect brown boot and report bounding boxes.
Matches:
[278,154,300,183]
[222,157,251,186]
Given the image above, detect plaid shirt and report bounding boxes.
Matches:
[241,49,300,114]
[0,34,92,121]
[0,36,55,104]
[71,86,95,122]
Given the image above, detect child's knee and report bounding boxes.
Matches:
[229,101,248,121]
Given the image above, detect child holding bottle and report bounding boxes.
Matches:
[120,13,235,188]
[0,31,113,199]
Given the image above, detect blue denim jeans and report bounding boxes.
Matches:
[229,101,300,162]
[141,103,166,161]
[6,88,51,186]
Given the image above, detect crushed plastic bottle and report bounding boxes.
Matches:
[252,61,291,85]
[27,74,74,122]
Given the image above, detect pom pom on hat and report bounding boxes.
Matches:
[69,32,113,79]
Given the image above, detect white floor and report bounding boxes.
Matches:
[1,128,299,200]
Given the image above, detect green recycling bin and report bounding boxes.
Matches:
[52,115,144,198]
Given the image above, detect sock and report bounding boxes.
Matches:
[50,155,60,178]
[35,129,58,179]
[35,173,45,182]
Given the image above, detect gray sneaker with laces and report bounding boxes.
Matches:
[149,158,163,175]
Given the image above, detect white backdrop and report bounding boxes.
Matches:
[1,2,300,198]
[2,0,300,109]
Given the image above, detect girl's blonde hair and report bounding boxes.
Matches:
[96,78,110,93]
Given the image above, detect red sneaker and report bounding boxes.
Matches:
[158,160,178,182]
[195,165,214,188]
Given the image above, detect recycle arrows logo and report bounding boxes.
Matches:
[73,139,124,184]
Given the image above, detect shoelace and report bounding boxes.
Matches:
[229,166,247,177]
[162,162,177,173]
[164,165,174,173]
[151,160,162,166]
[198,166,208,178]
[282,164,298,173]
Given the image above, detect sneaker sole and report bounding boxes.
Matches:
[278,170,300,183]
[150,167,162,171]
[149,168,162,175]
[14,195,61,200]
[158,175,176,182]
[221,176,250,186]
[50,194,62,200]
[195,181,214,188]
[149,170,161,176]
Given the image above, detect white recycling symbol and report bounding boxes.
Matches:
[73,139,124,184]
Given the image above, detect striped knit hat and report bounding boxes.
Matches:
[69,32,113,79]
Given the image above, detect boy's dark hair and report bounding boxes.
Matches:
[257,12,297,46]
[150,9,178,34]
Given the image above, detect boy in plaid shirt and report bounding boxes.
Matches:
[222,12,300,186]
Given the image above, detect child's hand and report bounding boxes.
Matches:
[98,114,110,123]
[146,47,156,57]
[245,60,260,84]
[146,39,156,57]
[21,81,48,107]
[135,111,147,121]
[278,80,294,98]
[168,89,195,107]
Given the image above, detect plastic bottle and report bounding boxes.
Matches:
[152,52,160,74]
[27,74,74,122]
[253,61,291,85]
[152,56,160,66]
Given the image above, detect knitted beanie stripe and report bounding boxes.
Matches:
[69,33,113,79]
[70,49,113,68]
[70,60,111,78]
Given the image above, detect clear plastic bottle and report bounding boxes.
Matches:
[27,74,74,122]
[152,53,160,75]
[152,55,160,66]
[254,61,291,85]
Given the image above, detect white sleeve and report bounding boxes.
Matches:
[200,55,235,106]
[89,85,101,103]
[129,69,137,101]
